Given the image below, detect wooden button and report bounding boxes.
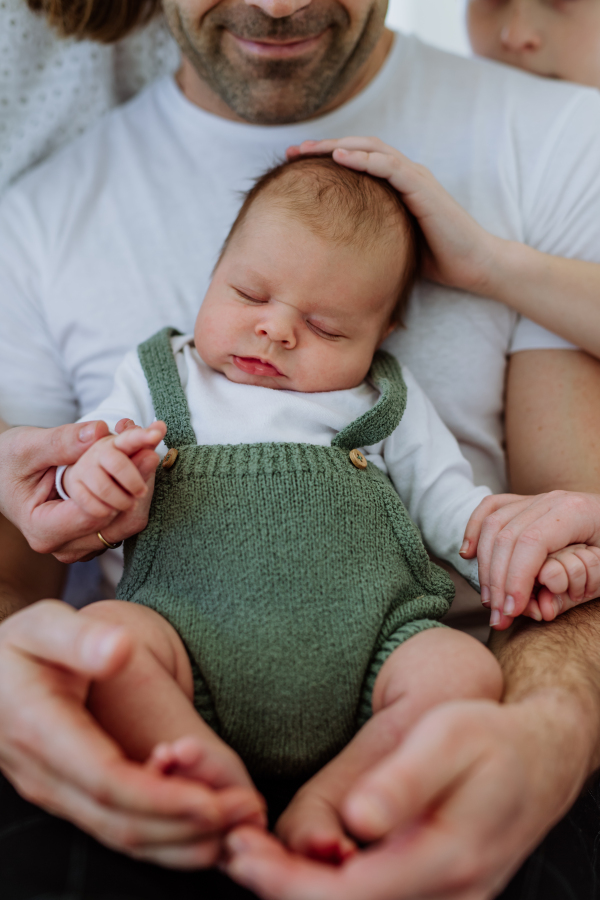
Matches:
[162,448,179,470]
[349,449,367,470]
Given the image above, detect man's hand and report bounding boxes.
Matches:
[0,600,266,868]
[463,492,600,629]
[225,691,595,900]
[0,420,163,563]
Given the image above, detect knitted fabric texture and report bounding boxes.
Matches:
[119,327,455,780]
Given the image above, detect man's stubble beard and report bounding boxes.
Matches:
[162,0,387,124]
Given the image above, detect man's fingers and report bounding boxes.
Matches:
[342,705,483,842]
[131,837,223,869]
[226,827,343,900]
[4,600,132,677]
[11,421,110,476]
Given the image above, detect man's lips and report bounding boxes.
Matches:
[227,30,327,59]
[233,356,284,377]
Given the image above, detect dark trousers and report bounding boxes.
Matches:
[1,772,599,900]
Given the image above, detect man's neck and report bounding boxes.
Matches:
[175,28,394,123]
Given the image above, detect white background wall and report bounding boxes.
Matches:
[385,0,470,56]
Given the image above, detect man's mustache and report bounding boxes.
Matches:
[205,2,349,42]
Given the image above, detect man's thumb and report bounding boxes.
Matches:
[23,420,110,472]
[6,600,132,679]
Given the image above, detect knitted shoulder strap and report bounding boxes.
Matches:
[332,350,407,451]
[137,327,197,449]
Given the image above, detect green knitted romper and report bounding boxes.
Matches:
[118,328,455,781]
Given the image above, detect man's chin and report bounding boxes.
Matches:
[204,55,341,124]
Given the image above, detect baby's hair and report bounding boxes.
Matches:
[219,154,422,327]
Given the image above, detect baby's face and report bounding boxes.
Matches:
[194,201,404,393]
[467,0,600,89]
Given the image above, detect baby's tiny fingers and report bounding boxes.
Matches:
[101,448,148,499]
[542,548,587,602]
[114,422,166,456]
[115,418,138,433]
[522,598,543,622]
[66,478,117,519]
[537,558,569,596]
[78,464,138,512]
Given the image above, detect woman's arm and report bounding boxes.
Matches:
[289,138,600,358]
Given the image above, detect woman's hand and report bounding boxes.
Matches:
[463,492,600,629]
[287,137,503,295]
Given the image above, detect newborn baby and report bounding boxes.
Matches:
[55,156,503,862]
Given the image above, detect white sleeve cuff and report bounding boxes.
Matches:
[509,316,578,354]
[55,465,70,501]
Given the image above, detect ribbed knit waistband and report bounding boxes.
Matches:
[161,442,376,479]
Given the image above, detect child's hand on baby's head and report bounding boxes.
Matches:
[63,422,166,519]
[288,136,498,296]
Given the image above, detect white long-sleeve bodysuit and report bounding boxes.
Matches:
[79,335,491,588]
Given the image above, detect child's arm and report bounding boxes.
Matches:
[289,138,600,358]
[463,492,600,629]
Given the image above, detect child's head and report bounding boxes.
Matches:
[467,0,600,89]
[194,155,420,393]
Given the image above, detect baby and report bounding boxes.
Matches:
[52,156,584,862]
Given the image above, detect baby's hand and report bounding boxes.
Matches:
[63,422,166,519]
[287,136,500,294]
[525,544,600,622]
[462,492,600,629]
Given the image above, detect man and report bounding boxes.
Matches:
[1,0,600,897]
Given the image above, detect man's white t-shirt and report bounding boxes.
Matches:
[1,32,598,600]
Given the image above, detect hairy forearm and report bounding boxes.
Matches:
[492,604,600,774]
[484,242,600,359]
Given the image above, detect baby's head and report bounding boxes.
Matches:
[194,155,420,393]
[467,0,600,89]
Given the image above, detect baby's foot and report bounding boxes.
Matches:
[276,784,357,866]
[148,735,253,792]
[148,737,267,829]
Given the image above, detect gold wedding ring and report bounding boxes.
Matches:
[97,532,123,551]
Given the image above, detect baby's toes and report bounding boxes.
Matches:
[146,741,181,775]
[277,791,357,866]
[155,735,254,792]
